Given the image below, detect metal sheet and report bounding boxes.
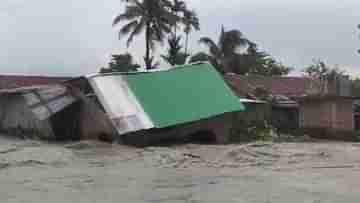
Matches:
[37,85,67,100]
[88,75,154,135]
[23,85,77,120]
[47,95,76,114]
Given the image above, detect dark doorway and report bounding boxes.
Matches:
[50,101,82,141]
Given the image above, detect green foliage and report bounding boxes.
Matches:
[193,27,290,76]
[230,119,273,143]
[161,34,189,66]
[100,53,140,73]
[188,52,210,63]
[161,0,199,66]
[245,43,292,76]
[195,26,251,73]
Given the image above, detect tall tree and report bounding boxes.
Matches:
[182,9,200,56]
[244,43,292,76]
[113,0,177,69]
[303,59,346,94]
[161,34,188,65]
[100,53,140,73]
[169,0,186,35]
[161,0,199,66]
[196,26,250,73]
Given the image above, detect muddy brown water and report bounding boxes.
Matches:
[1,135,360,203]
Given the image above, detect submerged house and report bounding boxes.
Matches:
[0,84,116,141]
[69,63,244,145]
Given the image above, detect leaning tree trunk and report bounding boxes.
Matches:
[185,32,189,56]
[144,23,152,70]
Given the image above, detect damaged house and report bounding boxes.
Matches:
[69,63,245,145]
[0,84,116,141]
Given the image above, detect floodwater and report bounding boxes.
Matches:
[1,135,360,203]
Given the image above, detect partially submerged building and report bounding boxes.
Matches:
[68,63,244,145]
[0,85,116,141]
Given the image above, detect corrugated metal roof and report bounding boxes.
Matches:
[240,98,266,104]
[0,75,70,90]
[88,75,154,135]
[0,85,77,120]
[88,63,244,135]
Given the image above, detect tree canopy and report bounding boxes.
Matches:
[100,53,140,73]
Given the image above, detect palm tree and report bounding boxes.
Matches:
[169,0,186,35]
[196,26,250,73]
[113,0,177,69]
[100,53,140,73]
[183,10,200,56]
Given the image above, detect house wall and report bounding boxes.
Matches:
[0,95,54,138]
[335,99,354,130]
[78,97,117,141]
[299,99,354,131]
[300,100,332,129]
[271,107,299,130]
[242,103,270,123]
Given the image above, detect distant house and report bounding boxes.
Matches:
[0,75,70,90]
[69,63,245,145]
[225,74,303,131]
[299,95,355,135]
[225,74,356,137]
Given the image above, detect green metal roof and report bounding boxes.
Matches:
[123,63,245,128]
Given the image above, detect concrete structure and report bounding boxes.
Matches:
[225,73,356,137]
[299,96,354,132]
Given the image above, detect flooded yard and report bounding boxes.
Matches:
[1,135,360,203]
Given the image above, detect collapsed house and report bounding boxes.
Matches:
[0,84,116,141]
[225,73,357,138]
[68,63,245,145]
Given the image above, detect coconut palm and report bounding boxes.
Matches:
[169,0,186,34]
[100,53,140,73]
[196,26,250,73]
[113,0,177,69]
[183,10,200,56]
[160,0,199,66]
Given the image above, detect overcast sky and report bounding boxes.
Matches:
[1,0,360,76]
